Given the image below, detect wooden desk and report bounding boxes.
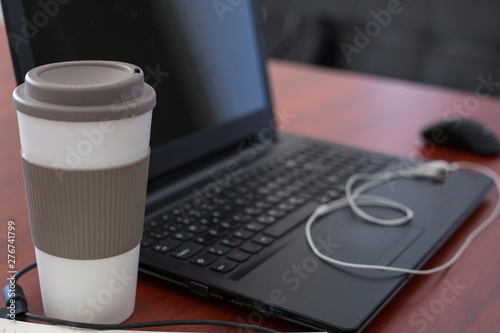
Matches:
[1,23,500,332]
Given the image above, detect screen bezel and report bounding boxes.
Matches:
[2,0,275,183]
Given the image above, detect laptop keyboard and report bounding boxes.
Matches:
[142,140,390,274]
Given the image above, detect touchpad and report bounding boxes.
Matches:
[310,207,424,266]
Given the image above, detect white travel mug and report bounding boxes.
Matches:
[13,61,156,324]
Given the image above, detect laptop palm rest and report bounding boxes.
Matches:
[232,166,492,331]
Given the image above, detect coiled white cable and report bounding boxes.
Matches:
[305,160,500,275]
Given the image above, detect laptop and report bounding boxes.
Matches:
[2,1,493,331]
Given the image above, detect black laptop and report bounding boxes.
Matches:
[2,1,493,331]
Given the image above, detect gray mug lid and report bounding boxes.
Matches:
[13,60,156,122]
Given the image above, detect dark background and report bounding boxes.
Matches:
[259,0,500,95]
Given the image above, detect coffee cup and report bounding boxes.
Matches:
[13,60,156,323]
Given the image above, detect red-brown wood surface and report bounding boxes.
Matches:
[1,22,500,332]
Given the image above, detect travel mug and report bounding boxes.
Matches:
[13,61,156,323]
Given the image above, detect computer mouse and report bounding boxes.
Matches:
[422,118,500,156]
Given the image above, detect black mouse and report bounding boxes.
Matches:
[422,118,500,156]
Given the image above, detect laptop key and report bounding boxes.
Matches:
[287,196,306,206]
[171,243,203,259]
[268,209,286,218]
[208,228,228,237]
[244,207,262,216]
[148,230,169,240]
[240,241,263,254]
[190,253,217,267]
[148,220,159,228]
[211,260,238,273]
[221,237,243,247]
[199,218,211,225]
[257,188,272,195]
[257,215,275,225]
[196,234,218,245]
[255,201,272,209]
[233,229,254,240]
[235,198,249,206]
[164,223,183,232]
[187,224,206,233]
[151,238,181,254]
[266,196,281,204]
[173,231,194,241]
[232,214,251,222]
[278,202,295,211]
[207,244,231,256]
[263,202,318,238]
[221,221,240,229]
[227,250,251,262]
[245,222,265,232]
[252,234,274,246]
[175,216,191,225]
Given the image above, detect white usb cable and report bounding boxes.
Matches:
[305,160,500,275]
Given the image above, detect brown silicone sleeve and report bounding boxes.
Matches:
[21,151,150,260]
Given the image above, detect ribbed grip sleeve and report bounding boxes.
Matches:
[21,151,150,260]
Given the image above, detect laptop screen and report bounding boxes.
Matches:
[3,0,274,181]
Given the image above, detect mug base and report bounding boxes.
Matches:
[35,244,140,324]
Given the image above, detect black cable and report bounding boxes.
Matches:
[24,312,277,332]
[6,263,279,333]
[14,262,37,280]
